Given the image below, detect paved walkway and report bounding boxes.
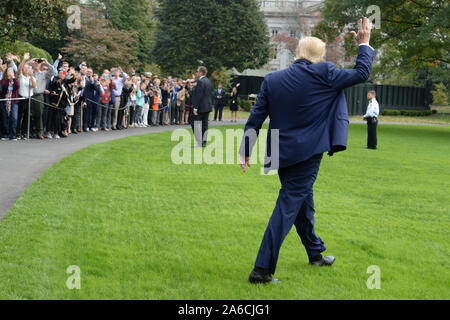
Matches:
[0,120,247,220]
[0,119,448,219]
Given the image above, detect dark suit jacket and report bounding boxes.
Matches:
[193,76,213,113]
[83,79,100,101]
[214,88,226,106]
[239,45,376,173]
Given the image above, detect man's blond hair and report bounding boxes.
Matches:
[295,36,326,64]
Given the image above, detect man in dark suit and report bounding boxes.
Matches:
[239,18,376,284]
[82,68,100,132]
[191,66,213,147]
[213,83,226,121]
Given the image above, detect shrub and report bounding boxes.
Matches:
[382,109,401,116]
[382,109,432,117]
[210,67,232,92]
[241,100,253,112]
[0,40,53,63]
[431,82,449,105]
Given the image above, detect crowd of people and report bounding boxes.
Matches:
[0,53,234,141]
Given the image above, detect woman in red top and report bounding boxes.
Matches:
[0,67,21,140]
[99,74,116,131]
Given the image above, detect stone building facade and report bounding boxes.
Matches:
[258,0,349,70]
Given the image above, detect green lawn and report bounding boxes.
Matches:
[221,107,450,124]
[0,124,449,299]
[350,114,450,125]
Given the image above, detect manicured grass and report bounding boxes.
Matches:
[0,124,448,299]
[221,107,450,124]
[350,114,450,125]
[431,105,450,114]
[220,108,252,119]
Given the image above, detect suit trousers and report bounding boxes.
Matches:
[214,103,224,121]
[170,100,177,124]
[190,111,209,146]
[18,98,30,137]
[117,102,125,129]
[83,101,95,130]
[31,93,44,136]
[254,153,326,275]
[46,106,64,135]
[366,117,378,149]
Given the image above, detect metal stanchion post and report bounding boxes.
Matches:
[27,78,31,140]
[80,102,83,132]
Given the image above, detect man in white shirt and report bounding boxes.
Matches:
[363,90,379,149]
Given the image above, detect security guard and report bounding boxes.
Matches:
[363,90,379,149]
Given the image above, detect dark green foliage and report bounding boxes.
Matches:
[152,0,270,76]
[0,41,53,63]
[0,0,67,44]
[241,99,253,112]
[92,0,156,70]
[382,109,433,116]
[313,0,449,86]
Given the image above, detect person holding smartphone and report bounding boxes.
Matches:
[17,52,37,139]
[30,57,54,139]
[0,67,20,140]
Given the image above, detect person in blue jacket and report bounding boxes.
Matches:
[239,17,376,284]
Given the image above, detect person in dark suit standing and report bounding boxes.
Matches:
[213,83,226,121]
[191,66,213,147]
[239,17,376,284]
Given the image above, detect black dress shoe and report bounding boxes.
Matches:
[309,254,336,266]
[249,268,278,284]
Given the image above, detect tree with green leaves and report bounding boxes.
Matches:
[431,82,449,105]
[152,0,270,76]
[0,41,53,63]
[89,0,157,70]
[62,7,137,73]
[313,0,449,87]
[0,0,67,44]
